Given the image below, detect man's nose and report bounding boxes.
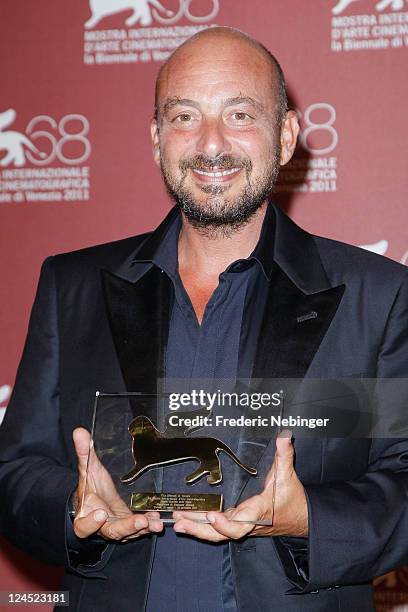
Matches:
[195,118,232,158]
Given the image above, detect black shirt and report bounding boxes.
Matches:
[145,206,275,612]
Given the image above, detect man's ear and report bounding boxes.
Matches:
[150,118,161,167]
[280,110,299,166]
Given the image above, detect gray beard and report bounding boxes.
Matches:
[160,151,280,237]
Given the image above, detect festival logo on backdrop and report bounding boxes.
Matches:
[0,109,91,204]
[85,0,176,28]
[0,110,47,168]
[276,102,338,195]
[331,0,408,52]
[360,240,389,255]
[358,240,408,266]
[83,0,220,65]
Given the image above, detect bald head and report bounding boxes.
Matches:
[154,27,288,127]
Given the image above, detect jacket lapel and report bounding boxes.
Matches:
[101,258,172,495]
[101,266,171,396]
[100,208,178,418]
[252,264,345,381]
[231,206,346,506]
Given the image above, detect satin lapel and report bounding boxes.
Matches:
[100,206,178,399]
[253,264,345,380]
[231,263,345,505]
[101,266,172,495]
[101,266,172,413]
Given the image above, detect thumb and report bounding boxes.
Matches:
[73,427,92,472]
[275,429,294,472]
[229,505,259,524]
[264,430,294,489]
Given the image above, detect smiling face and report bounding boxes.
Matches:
[151,29,298,231]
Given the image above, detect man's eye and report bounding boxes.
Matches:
[232,112,251,121]
[175,113,192,122]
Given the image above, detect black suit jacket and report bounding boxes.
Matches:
[1,205,408,611]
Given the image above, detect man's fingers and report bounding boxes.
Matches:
[172,510,207,522]
[74,510,164,540]
[173,510,254,541]
[173,517,226,541]
[207,511,254,539]
[100,513,164,540]
[172,510,224,541]
[122,517,164,540]
[226,504,261,525]
[73,507,109,538]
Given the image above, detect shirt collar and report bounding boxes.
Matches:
[151,213,180,279]
[131,203,275,281]
[227,203,275,280]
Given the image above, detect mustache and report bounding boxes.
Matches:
[179,154,252,173]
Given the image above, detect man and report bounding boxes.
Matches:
[1,27,408,612]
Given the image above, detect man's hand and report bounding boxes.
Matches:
[71,427,163,541]
[172,431,308,542]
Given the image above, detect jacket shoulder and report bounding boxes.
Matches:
[49,232,151,276]
[313,234,408,288]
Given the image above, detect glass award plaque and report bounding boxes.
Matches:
[84,383,281,525]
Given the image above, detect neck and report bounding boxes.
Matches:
[177,202,268,277]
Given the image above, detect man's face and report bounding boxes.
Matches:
[151,35,297,230]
